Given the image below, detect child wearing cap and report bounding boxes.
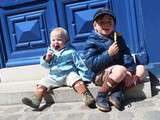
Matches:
[81,8,145,112]
[22,27,95,110]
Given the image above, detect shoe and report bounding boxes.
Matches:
[22,95,42,110]
[109,89,125,110]
[82,90,95,108]
[96,92,111,112]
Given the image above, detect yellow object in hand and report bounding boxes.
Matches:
[114,32,117,43]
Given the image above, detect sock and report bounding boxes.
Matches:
[73,80,87,94]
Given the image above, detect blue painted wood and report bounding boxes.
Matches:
[0,0,43,8]
[0,0,58,67]
[0,20,5,68]
[110,0,148,65]
[0,31,4,68]
[0,0,159,78]
[146,63,160,78]
[64,0,109,49]
[140,0,160,63]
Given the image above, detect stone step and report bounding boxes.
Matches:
[0,75,151,105]
[0,65,152,105]
[0,64,48,83]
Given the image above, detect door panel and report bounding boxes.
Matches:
[111,0,148,64]
[141,0,160,63]
[0,0,57,68]
[65,0,108,43]
[0,31,4,68]
[56,0,109,50]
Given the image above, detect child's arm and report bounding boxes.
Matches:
[72,51,95,83]
[108,42,119,57]
[119,36,136,73]
[45,50,54,63]
[83,40,114,73]
[107,32,119,57]
[40,48,54,69]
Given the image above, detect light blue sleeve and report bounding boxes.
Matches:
[72,51,94,82]
[40,47,54,69]
[40,55,52,69]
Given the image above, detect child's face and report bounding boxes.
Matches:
[93,14,115,36]
[50,34,65,51]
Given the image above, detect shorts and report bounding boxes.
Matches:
[37,72,81,88]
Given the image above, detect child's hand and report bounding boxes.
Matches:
[45,51,54,61]
[108,42,119,56]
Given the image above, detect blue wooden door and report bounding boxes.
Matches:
[0,0,109,68]
[1,0,159,72]
[0,0,58,68]
[68,0,148,65]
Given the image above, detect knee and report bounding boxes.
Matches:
[114,65,127,77]
[136,65,145,72]
[36,85,47,96]
[136,65,146,79]
[110,65,127,82]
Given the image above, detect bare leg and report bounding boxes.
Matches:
[22,85,47,109]
[73,80,95,107]
[96,65,127,112]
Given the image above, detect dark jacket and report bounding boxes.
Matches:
[81,31,136,77]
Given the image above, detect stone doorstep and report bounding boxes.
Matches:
[0,79,151,105]
[0,64,48,83]
[0,65,151,105]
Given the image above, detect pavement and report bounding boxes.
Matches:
[0,94,160,120]
[0,81,159,120]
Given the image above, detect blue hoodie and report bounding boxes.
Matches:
[81,31,136,77]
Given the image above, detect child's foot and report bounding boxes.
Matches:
[109,89,124,111]
[22,95,42,110]
[96,92,111,112]
[82,91,95,108]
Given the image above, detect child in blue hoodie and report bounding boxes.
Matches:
[22,27,95,110]
[81,8,145,112]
